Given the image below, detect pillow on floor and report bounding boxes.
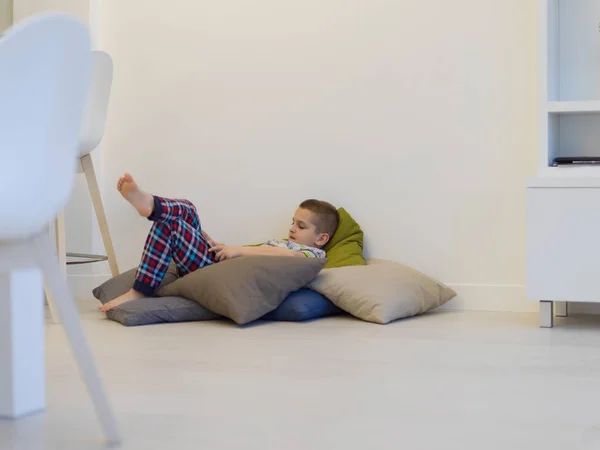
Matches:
[260,288,343,322]
[322,207,366,269]
[92,264,220,326]
[101,295,221,326]
[92,264,179,303]
[309,258,456,324]
[93,261,335,326]
[157,255,327,325]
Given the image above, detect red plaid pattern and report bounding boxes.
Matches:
[133,196,215,296]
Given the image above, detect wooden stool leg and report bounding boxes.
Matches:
[81,154,119,277]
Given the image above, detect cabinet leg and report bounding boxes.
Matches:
[555,301,568,318]
[540,301,554,328]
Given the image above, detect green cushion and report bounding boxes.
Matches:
[322,208,366,269]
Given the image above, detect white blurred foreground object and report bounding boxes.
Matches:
[581,426,600,449]
[0,13,121,446]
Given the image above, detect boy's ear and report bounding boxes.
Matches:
[316,233,330,247]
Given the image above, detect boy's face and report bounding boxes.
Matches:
[289,208,329,248]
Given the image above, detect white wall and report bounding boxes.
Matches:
[98,0,538,311]
[0,0,11,31]
[13,0,87,23]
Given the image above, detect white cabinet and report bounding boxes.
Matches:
[526,181,600,327]
[527,182,600,302]
[527,0,600,326]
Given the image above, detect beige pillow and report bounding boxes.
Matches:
[308,258,456,324]
[158,255,327,325]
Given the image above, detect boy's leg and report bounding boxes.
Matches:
[115,172,201,229]
[132,216,215,296]
[98,218,215,312]
[147,196,199,228]
[116,172,202,230]
[99,173,216,312]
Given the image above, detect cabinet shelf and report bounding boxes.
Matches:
[538,166,600,180]
[547,101,600,114]
[547,0,600,102]
[540,1,600,173]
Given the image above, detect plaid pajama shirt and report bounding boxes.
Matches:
[133,196,215,296]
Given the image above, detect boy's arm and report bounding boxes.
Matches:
[209,244,307,262]
[240,246,306,258]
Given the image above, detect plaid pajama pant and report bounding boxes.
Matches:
[132,195,216,296]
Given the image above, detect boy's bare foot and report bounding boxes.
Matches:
[98,288,145,312]
[117,173,154,217]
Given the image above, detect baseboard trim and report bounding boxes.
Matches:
[67,274,111,301]
[441,283,537,313]
[70,274,538,313]
[442,283,600,316]
[69,274,600,316]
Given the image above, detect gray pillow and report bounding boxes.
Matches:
[92,264,179,303]
[102,295,221,326]
[158,255,327,325]
[309,258,456,324]
[92,264,220,326]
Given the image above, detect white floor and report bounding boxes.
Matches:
[2,304,600,450]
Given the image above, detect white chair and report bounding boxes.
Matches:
[75,49,120,277]
[0,13,121,445]
[48,50,120,324]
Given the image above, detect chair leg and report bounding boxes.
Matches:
[81,154,120,277]
[31,231,121,446]
[44,213,66,324]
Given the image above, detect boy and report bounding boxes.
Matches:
[99,173,339,312]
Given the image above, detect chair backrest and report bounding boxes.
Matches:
[79,50,113,157]
[0,13,91,240]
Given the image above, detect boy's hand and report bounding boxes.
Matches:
[202,230,222,248]
[210,244,244,262]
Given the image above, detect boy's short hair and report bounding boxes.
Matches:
[299,199,340,239]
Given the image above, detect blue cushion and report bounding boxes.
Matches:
[261,288,343,322]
